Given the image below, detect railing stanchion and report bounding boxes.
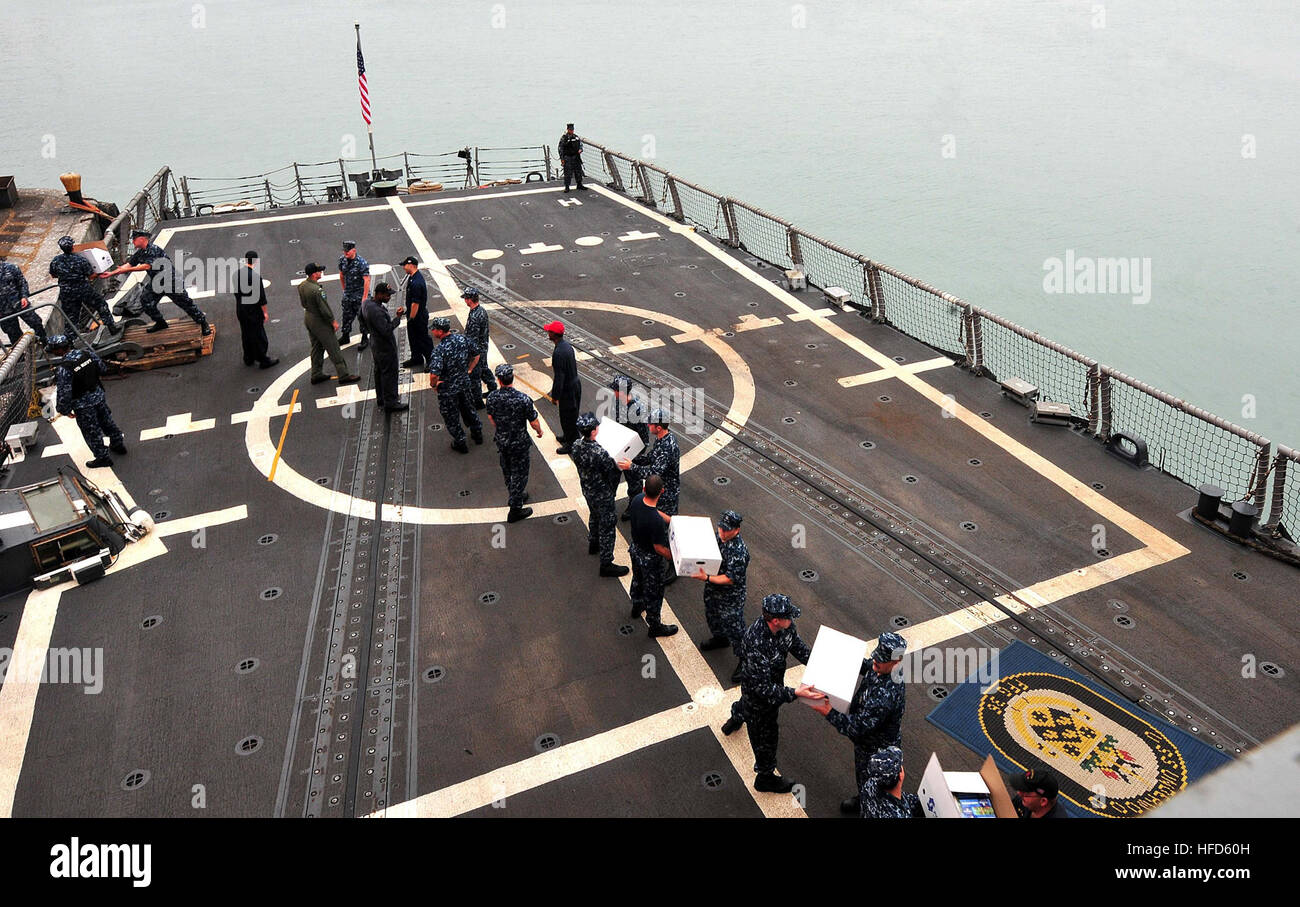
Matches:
[721,198,740,248]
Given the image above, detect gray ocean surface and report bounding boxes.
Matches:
[4,0,1297,446]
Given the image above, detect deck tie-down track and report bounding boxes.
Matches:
[279,337,420,817]
[451,259,1256,756]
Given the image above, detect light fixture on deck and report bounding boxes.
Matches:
[786,269,807,291]
[999,376,1038,407]
[824,286,853,312]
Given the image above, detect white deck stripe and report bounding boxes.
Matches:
[154,505,249,538]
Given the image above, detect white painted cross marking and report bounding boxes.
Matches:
[788,307,838,322]
[139,412,216,442]
[230,402,303,425]
[618,230,659,242]
[608,335,666,355]
[520,242,563,255]
[734,314,783,332]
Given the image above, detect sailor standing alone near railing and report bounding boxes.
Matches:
[559,123,586,193]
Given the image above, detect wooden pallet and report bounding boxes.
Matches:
[111,320,216,371]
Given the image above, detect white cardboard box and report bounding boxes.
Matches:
[668,515,722,577]
[71,241,114,274]
[800,625,869,713]
[595,416,644,462]
[916,753,1017,818]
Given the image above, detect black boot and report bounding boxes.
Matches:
[471,431,483,445]
[199,320,212,336]
[588,539,600,555]
[721,715,743,736]
[839,796,861,815]
[628,603,644,620]
[599,563,629,578]
[754,773,795,794]
[647,622,678,638]
[699,635,730,651]
[729,662,743,684]
[507,506,532,523]
[450,440,469,454]
[109,441,128,455]
[85,456,114,468]
[146,320,168,333]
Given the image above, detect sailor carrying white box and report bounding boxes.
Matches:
[803,630,909,817]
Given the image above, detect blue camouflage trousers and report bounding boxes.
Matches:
[58,287,114,333]
[705,592,746,658]
[0,300,46,344]
[139,287,206,326]
[339,293,367,338]
[586,494,617,565]
[73,393,124,459]
[630,545,665,625]
[438,388,482,444]
[470,359,497,407]
[739,699,781,775]
[497,442,531,509]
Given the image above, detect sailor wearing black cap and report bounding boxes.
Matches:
[399,257,431,369]
[298,262,359,385]
[47,334,126,469]
[693,509,749,682]
[607,375,650,520]
[0,258,48,346]
[1009,766,1068,818]
[462,287,496,409]
[336,241,370,350]
[428,317,483,452]
[572,412,630,577]
[807,631,909,815]
[49,236,119,336]
[361,282,407,412]
[233,251,278,369]
[721,593,824,793]
[100,230,210,335]
[485,362,542,522]
[558,123,586,192]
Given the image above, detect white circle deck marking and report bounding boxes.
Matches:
[472,249,504,260]
[575,236,604,247]
[245,300,755,525]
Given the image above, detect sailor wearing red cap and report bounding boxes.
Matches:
[544,319,582,454]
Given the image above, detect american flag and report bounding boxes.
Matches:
[356,34,371,126]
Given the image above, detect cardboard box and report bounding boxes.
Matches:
[72,241,114,274]
[668,515,721,577]
[799,625,869,713]
[595,416,644,462]
[916,752,1018,818]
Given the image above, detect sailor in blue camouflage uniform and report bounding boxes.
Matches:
[47,335,126,469]
[607,375,650,521]
[100,230,210,334]
[336,241,370,350]
[428,317,483,453]
[691,509,749,683]
[618,409,681,583]
[0,258,48,346]
[462,287,496,409]
[49,236,119,336]
[720,593,825,793]
[484,363,542,523]
[807,630,908,815]
[861,746,923,819]
[571,412,630,578]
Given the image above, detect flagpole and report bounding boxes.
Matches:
[355,21,378,175]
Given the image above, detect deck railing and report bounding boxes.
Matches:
[584,139,1296,534]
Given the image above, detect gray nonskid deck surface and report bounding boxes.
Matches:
[4,182,1294,817]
